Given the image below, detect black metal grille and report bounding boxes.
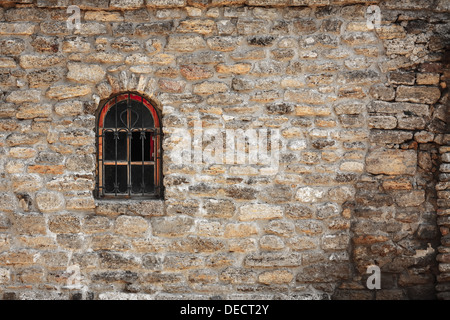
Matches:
[95,93,162,199]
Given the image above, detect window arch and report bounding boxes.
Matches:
[95,92,162,199]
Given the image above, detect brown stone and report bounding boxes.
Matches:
[114,215,149,237]
[48,214,81,234]
[366,149,417,176]
[46,85,91,100]
[180,64,213,80]
[28,165,64,175]
[396,86,441,105]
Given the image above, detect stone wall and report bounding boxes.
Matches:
[0,0,448,300]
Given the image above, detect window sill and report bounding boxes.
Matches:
[95,198,165,217]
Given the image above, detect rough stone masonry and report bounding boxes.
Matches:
[0,0,448,300]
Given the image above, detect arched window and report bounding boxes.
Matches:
[95,93,162,199]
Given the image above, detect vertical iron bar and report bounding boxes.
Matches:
[127,94,131,197]
[141,96,145,196]
[96,117,99,198]
[155,130,159,197]
[114,96,118,196]
[101,131,105,197]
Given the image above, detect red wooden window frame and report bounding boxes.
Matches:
[95,93,162,199]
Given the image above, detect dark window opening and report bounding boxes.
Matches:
[96,93,162,199]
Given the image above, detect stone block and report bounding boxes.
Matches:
[193,81,229,95]
[13,213,46,235]
[48,214,81,234]
[396,86,441,105]
[114,215,149,237]
[0,22,35,35]
[219,267,257,284]
[152,216,194,236]
[12,174,42,192]
[54,100,84,116]
[85,11,124,22]
[162,253,204,271]
[295,187,326,203]
[62,36,91,53]
[204,199,235,218]
[67,63,106,83]
[177,19,215,35]
[110,0,145,9]
[244,252,302,268]
[6,90,41,103]
[393,190,426,207]
[369,130,413,144]
[91,234,131,251]
[366,149,417,176]
[27,68,62,88]
[166,34,206,52]
[224,223,258,238]
[46,85,91,100]
[238,204,283,221]
[0,57,17,68]
[0,251,35,267]
[286,236,316,251]
[0,38,25,55]
[259,235,285,250]
[207,36,243,52]
[135,21,173,35]
[295,219,323,235]
[145,0,187,7]
[368,115,397,129]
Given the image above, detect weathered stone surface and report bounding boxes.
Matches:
[135,21,173,35]
[115,215,148,237]
[395,86,441,105]
[369,130,414,145]
[0,22,35,35]
[295,187,326,203]
[46,85,91,100]
[35,192,65,213]
[0,38,25,55]
[12,174,43,192]
[193,81,229,95]
[285,89,336,105]
[67,63,106,83]
[177,19,215,34]
[6,90,41,103]
[110,0,145,9]
[366,149,417,176]
[0,56,17,68]
[62,36,91,53]
[91,234,131,251]
[204,199,235,218]
[19,54,64,69]
[166,34,206,52]
[152,216,194,237]
[27,68,62,88]
[0,0,443,300]
[244,252,301,268]
[54,100,84,116]
[238,204,283,221]
[48,214,81,234]
[216,63,252,74]
[224,223,258,238]
[16,103,51,120]
[260,235,285,250]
